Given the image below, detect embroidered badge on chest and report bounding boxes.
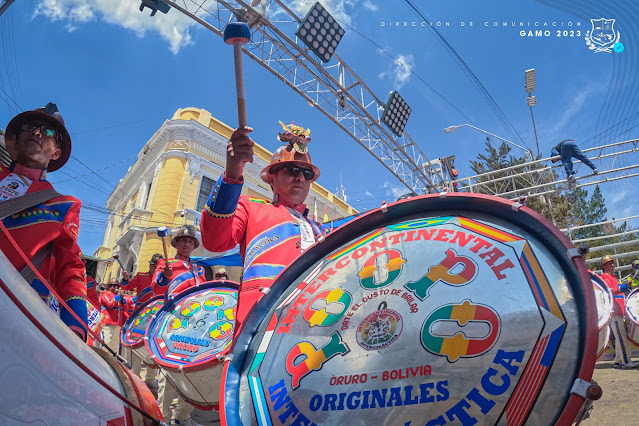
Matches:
[0,173,32,201]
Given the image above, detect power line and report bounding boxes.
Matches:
[401,0,528,149]
[294,0,476,124]
[52,154,137,184]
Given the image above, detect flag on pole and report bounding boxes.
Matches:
[313,200,318,222]
[323,205,329,224]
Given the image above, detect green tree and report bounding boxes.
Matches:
[469,138,572,228]
[567,185,607,240]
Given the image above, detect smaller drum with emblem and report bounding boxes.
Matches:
[145,281,238,409]
[625,288,639,345]
[121,295,165,367]
[591,272,613,360]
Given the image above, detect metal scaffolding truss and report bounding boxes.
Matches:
[162,0,446,194]
[453,138,639,200]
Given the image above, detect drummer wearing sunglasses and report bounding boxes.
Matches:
[200,120,322,330]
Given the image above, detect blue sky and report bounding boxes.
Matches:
[1,0,636,255]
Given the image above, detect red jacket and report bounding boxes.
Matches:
[200,174,322,325]
[151,255,205,298]
[122,271,154,305]
[86,275,100,308]
[99,289,129,326]
[602,272,627,316]
[0,163,87,339]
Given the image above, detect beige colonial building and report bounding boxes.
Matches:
[93,107,357,283]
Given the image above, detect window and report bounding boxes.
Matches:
[143,182,152,210]
[196,176,215,212]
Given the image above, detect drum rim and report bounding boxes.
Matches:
[145,280,240,371]
[220,192,598,426]
[625,287,639,327]
[590,271,614,329]
[120,295,165,348]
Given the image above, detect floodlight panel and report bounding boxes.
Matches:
[381,91,411,137]
[525,68,535,93]
[527,96,537,106]
[295,2,344,63]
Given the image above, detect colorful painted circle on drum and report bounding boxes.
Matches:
[121,296,164,347]
[238,214,590,426]
[147,287,237,365]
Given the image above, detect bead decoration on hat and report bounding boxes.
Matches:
[278,121,311,154]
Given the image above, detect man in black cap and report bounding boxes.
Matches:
[0,102,87,340]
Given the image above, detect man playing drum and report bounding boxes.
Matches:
[151,225,205,426]
[99,279,128,352]
[0,102,87,340]
[601,255,639,368]
[121,252,163,390]
[151,225,205,298]
[200,121,322,327]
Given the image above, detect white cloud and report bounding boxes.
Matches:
[285,0,360,26]
[383,181,409,200]
[379,53,414,89]
[361,1,378,12]
[364,189,373,197]
[33,0,198,54]
[548,82,606,136]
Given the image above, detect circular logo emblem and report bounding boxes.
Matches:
[356,307,403,351]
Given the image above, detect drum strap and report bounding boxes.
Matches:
[20,242,54,285]
[0,189,61,219]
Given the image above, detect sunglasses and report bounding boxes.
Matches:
[274,164,315,181]
[22,123,58,138]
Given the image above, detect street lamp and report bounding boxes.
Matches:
[525,68,540,156]
[444,124,534,162]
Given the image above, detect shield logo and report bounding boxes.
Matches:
[589,18,617,49]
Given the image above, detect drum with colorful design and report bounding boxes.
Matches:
[145,281,238,409]
[121,295,164,366]
[625,288,639,345]
[220,193,598,426]
[591,272,613,360]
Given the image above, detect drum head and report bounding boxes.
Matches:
[626,288,639,323]
[591,272,613,329]
[145,281,239,371]
[121,295,164,348]
[222,193,597,426]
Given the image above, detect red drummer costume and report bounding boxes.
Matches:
[122,253,163,305]
[601,255,639,369]
[99,279,128,352]
[201,121,322,326]
[0,102,87,340]
[121,253,163,389]
[151,225,204,425]
[85,274,101,309]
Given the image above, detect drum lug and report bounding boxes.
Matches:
[438,189,448,198]
[511,201,523,211]
[381,201,388,213]
[260,287,271,295]
[570,378,592,398]
[571,379,602,425]
[566,248,582,259]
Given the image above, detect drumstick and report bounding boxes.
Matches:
[223,22,251,128]
[157,227,170,261]
[112,253,125,272]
